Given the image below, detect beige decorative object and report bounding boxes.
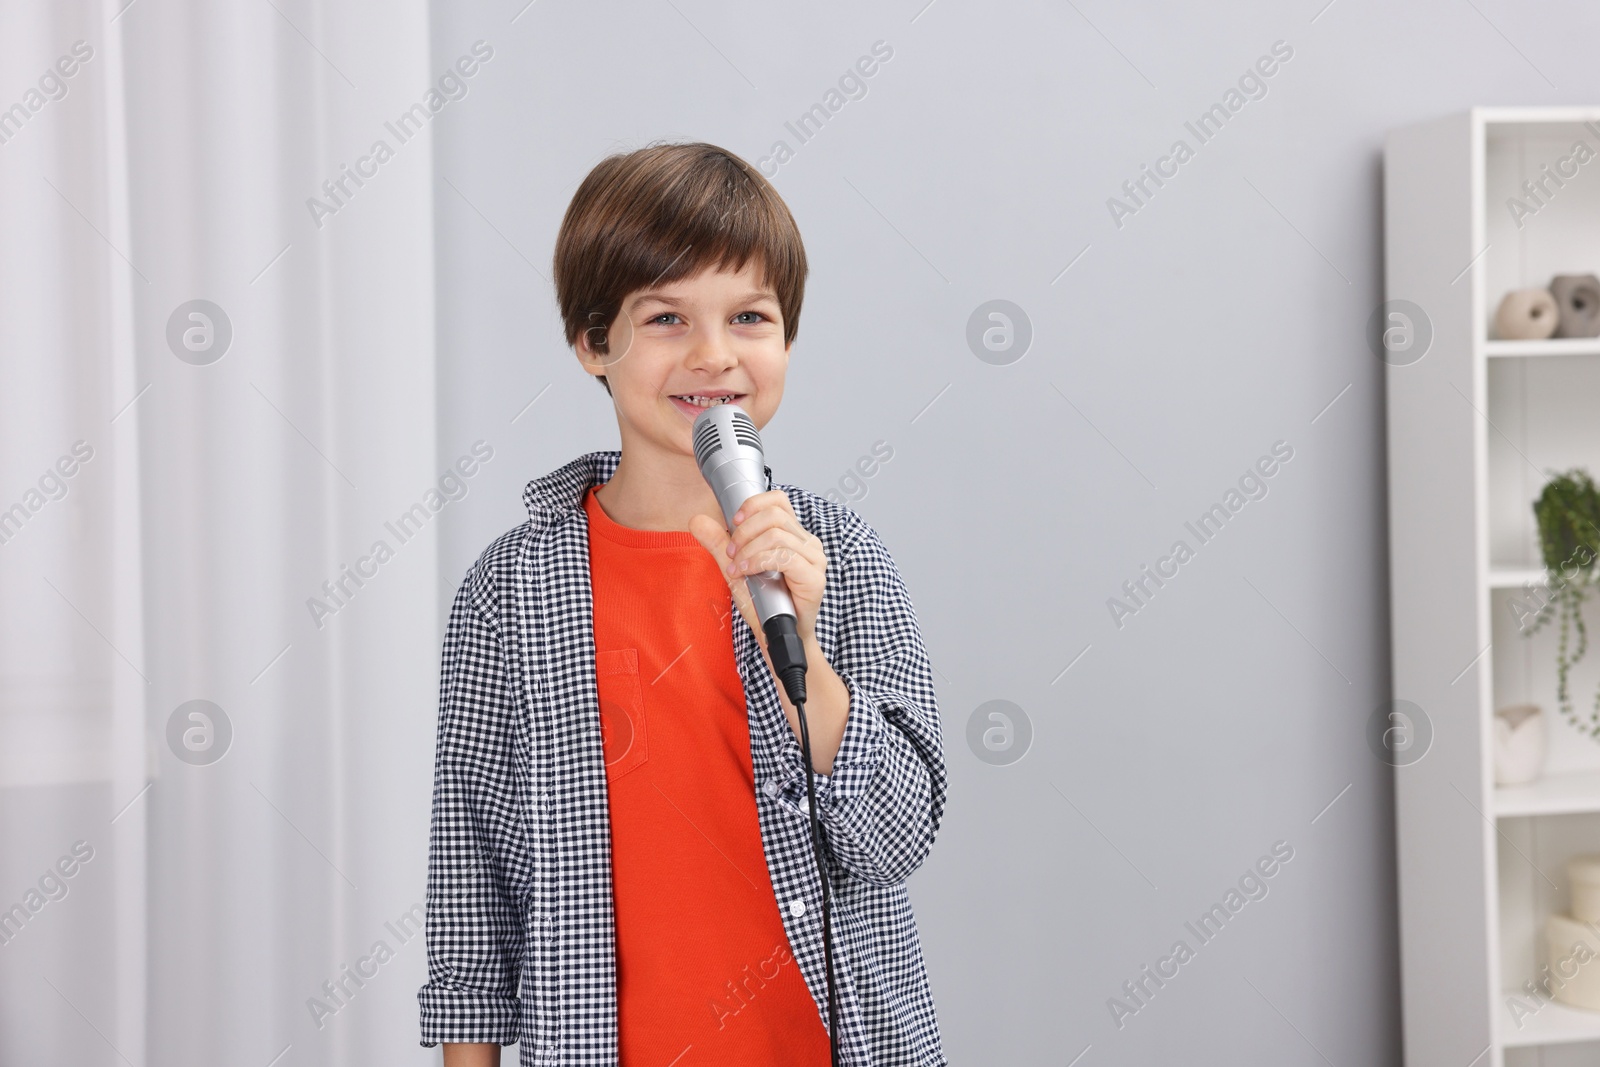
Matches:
[1551,274,1600,338]
[1575,856,1600,925]
[1494,288,1559,340]
[1493,704,1545,785]
[1547,913,1600,1011]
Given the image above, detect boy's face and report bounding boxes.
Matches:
[578,259,790,462]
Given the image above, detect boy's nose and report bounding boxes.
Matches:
[686,328,739,372]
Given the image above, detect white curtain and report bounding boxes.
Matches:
[0,1,442,1063]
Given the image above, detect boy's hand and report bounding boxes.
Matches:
[690,492,851,772]
[688,490,826,643]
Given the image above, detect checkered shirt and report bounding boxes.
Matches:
[417,450,949,1065]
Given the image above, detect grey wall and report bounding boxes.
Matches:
[428,2,1600,1062]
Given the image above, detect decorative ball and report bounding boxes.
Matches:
[1551,274,1600,338]
[1494,288,1559,340]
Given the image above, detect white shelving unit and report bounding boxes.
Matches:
[1388,108,1600,1067]
[1486,338,1600,359]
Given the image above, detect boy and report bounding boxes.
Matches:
[418,142,947,1066]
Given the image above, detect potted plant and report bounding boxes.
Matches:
[1527,469,1600,736]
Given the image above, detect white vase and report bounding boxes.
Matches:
[1547,913,1600,1011]
[1571,856,1600,925]
[1494,704,1545,786]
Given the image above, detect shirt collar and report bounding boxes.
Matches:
[520,449,778,525]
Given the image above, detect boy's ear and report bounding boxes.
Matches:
[575,330,607,376]
[577,309,636,368]
[575,319,615,394]
[575,313,603,362]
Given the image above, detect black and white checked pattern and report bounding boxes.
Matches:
[418,451,949,1066]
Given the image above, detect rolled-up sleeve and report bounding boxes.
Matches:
[788,524,947,886]
[418,567,527,1046]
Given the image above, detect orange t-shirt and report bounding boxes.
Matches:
[584,486,831,1066]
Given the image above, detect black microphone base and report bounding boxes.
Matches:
[762,614,808,705]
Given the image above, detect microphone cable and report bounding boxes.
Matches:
[692,402,839,1063]
[768,620,840,1067]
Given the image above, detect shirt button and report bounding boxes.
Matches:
[789,898,807,917]
[543,789,554,813]
[763,779,780,797]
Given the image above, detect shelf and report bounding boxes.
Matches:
[1497,771,1600,818]
[1388,107,1600,1064]
[1501,988,1600,1047]
[1486,338,1600,359]
[1489,567,1548,590]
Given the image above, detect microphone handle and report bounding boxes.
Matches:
[744,571,797,627]
[714,489,808,705]
[710,474,798,628]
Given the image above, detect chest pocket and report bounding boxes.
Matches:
[596,648,648,782]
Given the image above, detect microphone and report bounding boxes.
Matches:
[692,403,809,705]
[692,402,840,1067]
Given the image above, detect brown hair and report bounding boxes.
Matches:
[552,142,808,392]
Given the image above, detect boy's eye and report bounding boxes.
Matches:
[647,310,769,325]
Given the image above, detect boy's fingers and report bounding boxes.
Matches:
[689,513,761,625]
[688,514,731,559]
[727,500,815,569]
[726,507,790,552]
[732,490,794,525]
[732,526,825,573]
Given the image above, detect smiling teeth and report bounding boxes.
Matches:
[676,395,735,407]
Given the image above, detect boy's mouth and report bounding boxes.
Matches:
[668,392,745,419]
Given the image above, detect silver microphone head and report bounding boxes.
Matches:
[691,402,797,626]
[692,402,761,467]
[692,404,767,527]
